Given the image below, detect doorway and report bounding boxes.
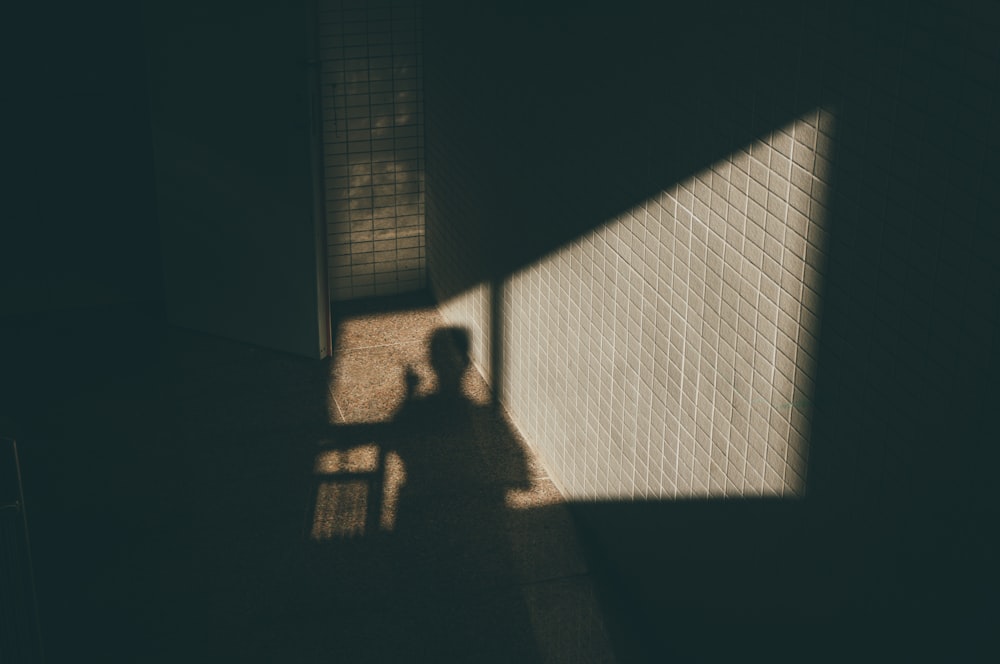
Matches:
[318,0,427,302]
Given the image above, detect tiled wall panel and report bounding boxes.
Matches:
[319,0,425,301]
[426,2,999,507]
[500,113,831,499]
[424,1,1000,651]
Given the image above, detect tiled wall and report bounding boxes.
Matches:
[426,4,835,500]
[426,2,998,652]
[422,11,497,384]
[319,0,425,301]
[500,112,832,499]
[425,2,999,508]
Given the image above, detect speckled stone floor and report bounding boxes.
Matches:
[2,296,618,663]
[315,294,618,663]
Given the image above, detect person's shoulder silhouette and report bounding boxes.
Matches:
[396,326,472,420]
[390,326,530,493]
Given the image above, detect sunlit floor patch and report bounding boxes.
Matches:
[311,479,368,540]
[310,443,407,541]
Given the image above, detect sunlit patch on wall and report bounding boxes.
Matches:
[497,106,836,501]
[310,444,407,541]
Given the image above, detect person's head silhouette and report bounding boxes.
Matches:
[428,327,470,396]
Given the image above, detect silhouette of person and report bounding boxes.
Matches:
[385,326,531,527]
[313,326,540,660]
[316,325,531,536]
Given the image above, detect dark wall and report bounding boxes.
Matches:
[146,0,328,358]
[0,1,161,315]
[425,1,1000,660]
[427,0,829,291]
[801,1,999,657]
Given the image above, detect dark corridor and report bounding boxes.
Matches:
[2,1,999,662]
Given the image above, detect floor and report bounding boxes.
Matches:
[2,296,618,663]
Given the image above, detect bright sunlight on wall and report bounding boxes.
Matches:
[441,107,836,501]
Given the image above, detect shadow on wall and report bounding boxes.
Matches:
[424,0,1000,660]
[425,0,847,440]
[426,0,835,295]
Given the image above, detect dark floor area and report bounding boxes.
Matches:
[1,299,616,663]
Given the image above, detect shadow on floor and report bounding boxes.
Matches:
[0,299,615,663]
[4,299,996,663]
